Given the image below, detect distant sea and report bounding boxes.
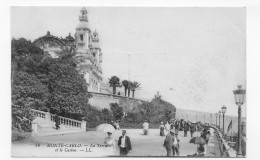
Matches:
[176,108,246,136]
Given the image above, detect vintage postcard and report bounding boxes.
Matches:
[11,6,246,157]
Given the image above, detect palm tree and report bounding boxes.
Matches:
[130,81,141,98]
[122,80,129,97]
[127,81,132,97]
[108,76,121,94]
[56,46,77,64]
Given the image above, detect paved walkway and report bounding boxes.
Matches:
[206,129,222,157]
[12,129,221,157]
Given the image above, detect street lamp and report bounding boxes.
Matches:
[210,114,212,125]
[221,105,227,134]
[218,110,221,129]
[233,85,246,157]
[203,114,205,124]
[215,113,218,126]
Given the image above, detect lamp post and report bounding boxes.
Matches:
[233,85,246,157]
[218,110,221,129]
[210,114,212,125]
[221,105,227,134]
[203,114,205,124]
[215,113,218,126]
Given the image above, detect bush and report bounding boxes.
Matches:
[110,103,124,120]
[12,129,31,142]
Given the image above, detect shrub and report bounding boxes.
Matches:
[12,129,31,142]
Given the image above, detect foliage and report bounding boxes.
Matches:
[108,76,121,94]
[122,96,176,126]
[110,103,124,120]
[46,59,91,116]
[12,129,32,142]
[101,108,114,123]
[12,71,49,111]
[129,81,141,98]
[84,105,104,128]
[11,38,92,128]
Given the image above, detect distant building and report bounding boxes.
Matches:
[33,7,111,94]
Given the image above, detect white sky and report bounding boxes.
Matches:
[11,7,246,116]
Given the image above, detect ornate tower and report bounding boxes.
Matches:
[74,7,103,93]
[75,7,91,52]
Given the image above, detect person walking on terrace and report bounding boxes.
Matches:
[143,120,149,135]
[54,113,60,130]
[118,130,132,156]
[160,122,165,136]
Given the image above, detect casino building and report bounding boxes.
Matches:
[33,7,111,94]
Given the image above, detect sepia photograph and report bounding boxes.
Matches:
[11,6,246,157]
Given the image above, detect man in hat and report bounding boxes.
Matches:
[163,129,175,156]
[118,130,132,156]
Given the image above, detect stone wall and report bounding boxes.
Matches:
[88,92,146,110]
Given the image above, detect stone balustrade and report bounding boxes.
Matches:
[31,109,86,134]
[209,125,237,157]
[50,114,82,128]
[31,109,47,119]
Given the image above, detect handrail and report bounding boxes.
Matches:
[31,109,82,128]
[31,109,46,119]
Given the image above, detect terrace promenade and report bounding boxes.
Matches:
[12,129,222,157]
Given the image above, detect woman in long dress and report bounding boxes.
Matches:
[104,132,117,154]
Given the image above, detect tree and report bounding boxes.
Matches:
[108,76,121,94]
[130,81,141,98]
[122,80,129,97]
[11,38,92,121]
[101,108,114,123]
[12,71,49,111]
[56,46,77,64]
[47,59,91,116]
[127,81,132,97]
[110,103,124,120]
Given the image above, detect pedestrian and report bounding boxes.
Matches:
[112,121,117,129]
[170,121,175,130]
[165,121,170,133]
[116,120,120,130]
[190,123,195,137]
[104,132,116,154]
[159,122,165,136]
[118,130,132,156]
[184,122,189,137]
[175,121,180,134]
[196,144,206,157]
[173,132,180,156]
[163,129,175,156]
[54,113,60,130]
[143,120,149,135]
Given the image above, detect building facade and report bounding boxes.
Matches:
[33,7,111,94]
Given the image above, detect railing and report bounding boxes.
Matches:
[50,114,82,128]
[31,109,85,129]
[210,125,236,157]
[31,109,46,119]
